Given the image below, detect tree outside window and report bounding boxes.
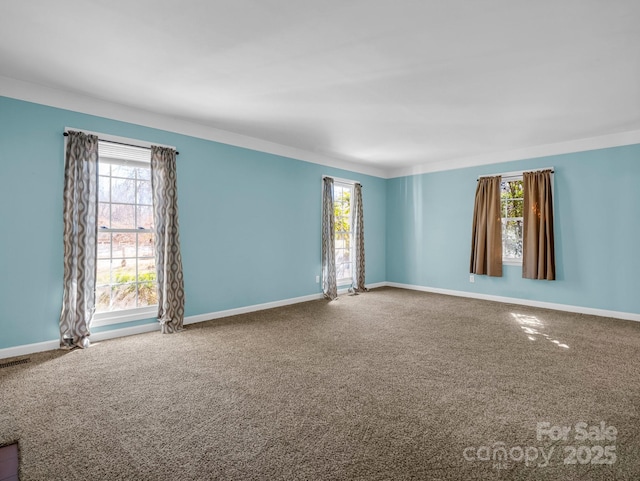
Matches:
[501,179,524,262]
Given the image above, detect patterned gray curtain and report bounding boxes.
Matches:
[151,146,185,333]
[321,177,338,300]
[351,183,367,292]
[59,131,99,349]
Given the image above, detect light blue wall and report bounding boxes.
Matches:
[2,94,638,351]
[0,96,386,349]
[386,145,640,314]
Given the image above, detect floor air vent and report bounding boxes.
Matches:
[0,358,31,369]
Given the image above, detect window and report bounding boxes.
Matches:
[95,141,157,316]
[333,181,353,284]
[500,177,523,263]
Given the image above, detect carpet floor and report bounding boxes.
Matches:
[1,287,639,480]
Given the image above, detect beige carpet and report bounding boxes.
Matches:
[1,287,639,480]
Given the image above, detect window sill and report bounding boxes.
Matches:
[503,259,523,266]
[92,306,157,327]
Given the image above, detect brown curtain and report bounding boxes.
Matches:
[470,175,502,277]
[522,170,555,280]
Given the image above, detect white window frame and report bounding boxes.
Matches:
[329,177,357,287]
[500,174,524,266]
[64,129,176,327]
[94,140,157,326]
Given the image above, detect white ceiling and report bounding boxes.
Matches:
[1,0,639,177]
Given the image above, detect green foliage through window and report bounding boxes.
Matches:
[333,184,353,281]
[501,179,523,260]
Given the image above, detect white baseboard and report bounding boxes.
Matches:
[363,282,387,290]
[184,283,387,325]
[0,286,374,360]
[184,292,324,325]
[8,281,626,361]
[0,324,163,361]
[0,339,60,361]
[385,282,640,322]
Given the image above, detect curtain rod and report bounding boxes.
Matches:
[323,175,362,187]
[477,168,553,181]
[63,132,179,155]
